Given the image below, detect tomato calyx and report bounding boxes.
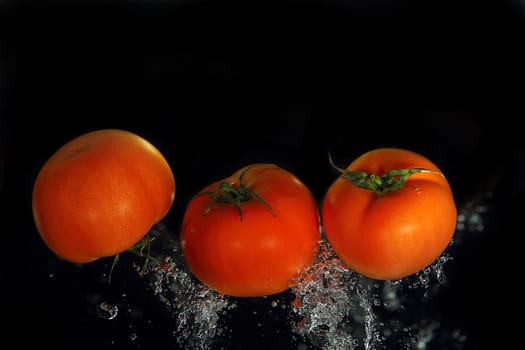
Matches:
[108,231,160,283]
[328,153,443,195]
[201,165,275,222]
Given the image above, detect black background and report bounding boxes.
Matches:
[1,0,524,349]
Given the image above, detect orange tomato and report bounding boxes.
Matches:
[181,164,321,297]
[321,148,457,280]
[32,129,175,264]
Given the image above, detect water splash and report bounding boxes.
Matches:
[289,233,457,350]
[141,226,236,350]
[136,194,491,350]
[290,239,358,349]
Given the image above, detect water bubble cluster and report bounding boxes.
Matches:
[144,246,235,350]
[288,233,458,350]
[290,240,358,349]
[454,190,492,244]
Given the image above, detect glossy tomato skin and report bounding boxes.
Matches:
[32,129,175,264]
[322,148,457,280]
[181,164,321,297]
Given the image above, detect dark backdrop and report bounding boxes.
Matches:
[1,1,524,349]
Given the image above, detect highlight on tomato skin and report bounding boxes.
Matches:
[31,129,176,264]
[180,163,321,298]
[321,147,457,281]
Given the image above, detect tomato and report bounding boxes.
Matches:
[180,164,321,297]
[321,148,457,280]
[32,129,176,264]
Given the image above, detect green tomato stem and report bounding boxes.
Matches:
[108,253,119,284]
[108,232,160,283]
[328,153,444,195]
[202,165,275,221]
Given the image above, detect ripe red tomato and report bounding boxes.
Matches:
[321,148,457,280]
[181,164,321,297]
[32,129,176,264]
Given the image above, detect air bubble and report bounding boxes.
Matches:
[97,301,118,320]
